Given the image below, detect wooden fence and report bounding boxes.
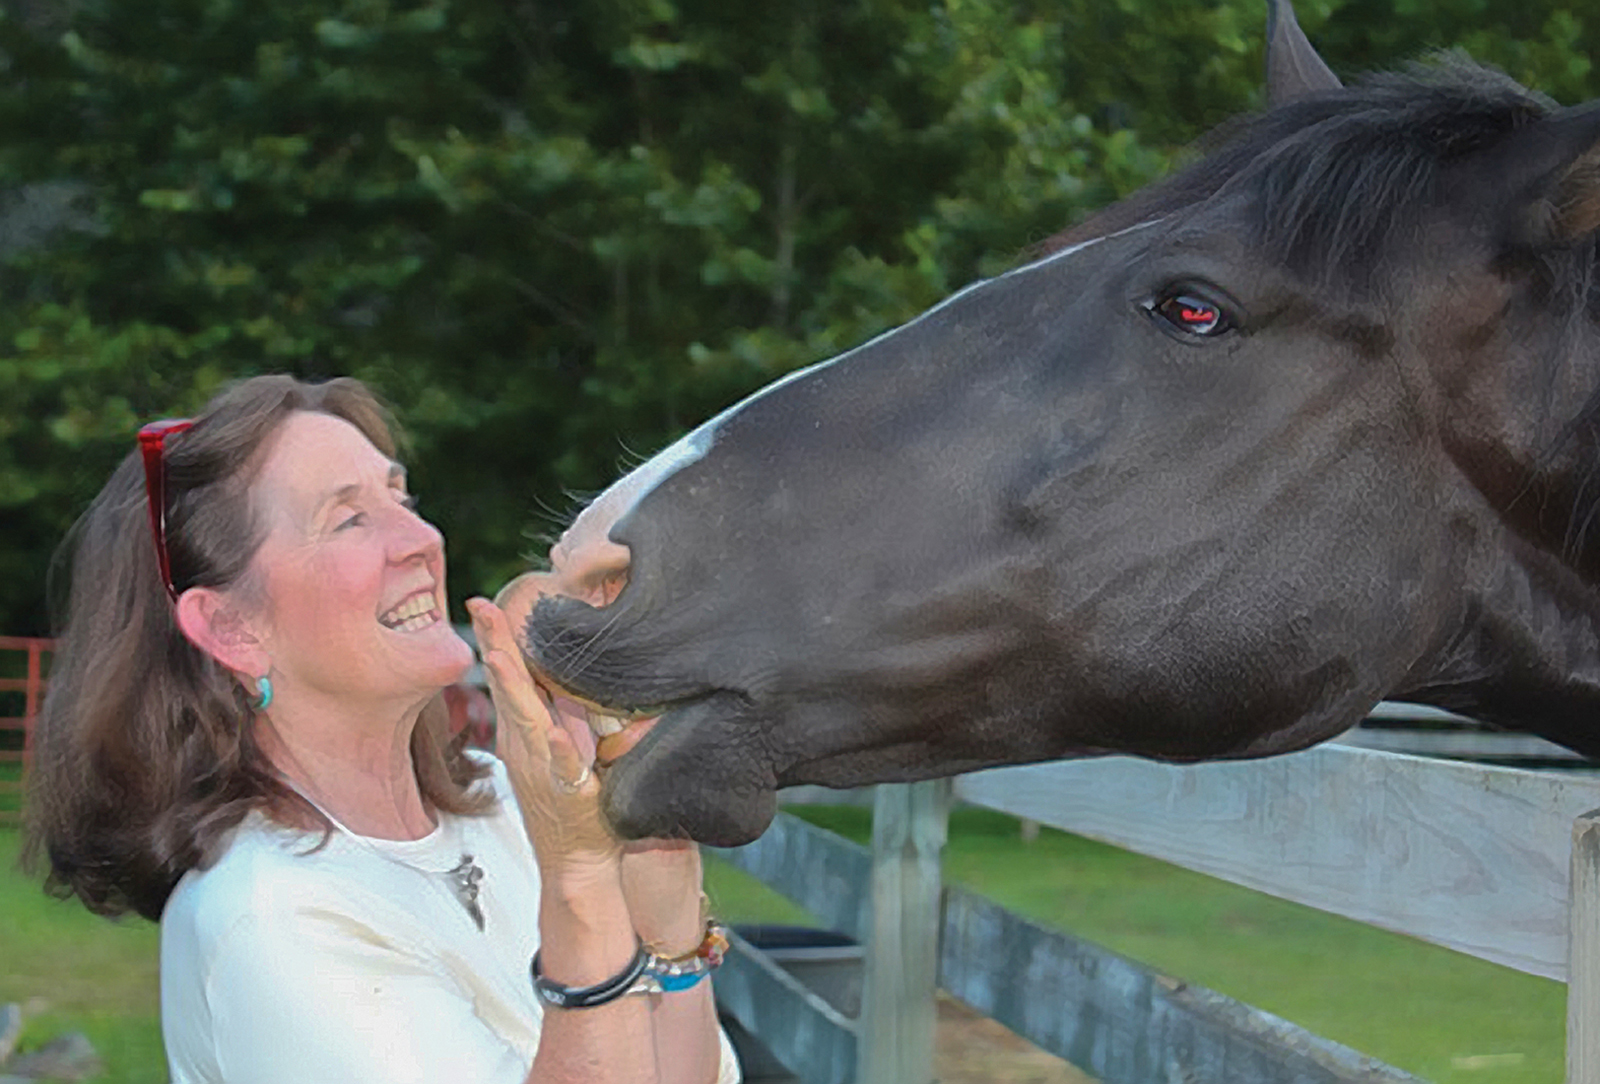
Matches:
[711,743,1600,1084]
[0,636,50,827]
[1348,703,1591,765]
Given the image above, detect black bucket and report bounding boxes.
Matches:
[733,925,863,1017]
[717,925,864,1083]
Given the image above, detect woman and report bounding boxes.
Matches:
[24,375,740,1083]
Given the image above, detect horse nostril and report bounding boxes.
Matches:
[566,566,631,607]
[596,569,629,607]
[549,534,633,609]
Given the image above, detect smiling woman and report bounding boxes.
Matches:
[22,375,739,1084]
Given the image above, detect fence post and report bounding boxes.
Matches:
[1572,809,1600,1084]
[857,779,952,1084]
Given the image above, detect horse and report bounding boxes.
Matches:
[497,0,1600,846]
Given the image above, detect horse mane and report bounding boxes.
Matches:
[1041,56,1557,297]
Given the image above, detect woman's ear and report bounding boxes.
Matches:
[175,586,269,678]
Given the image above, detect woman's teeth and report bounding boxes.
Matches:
[380,593,438,630]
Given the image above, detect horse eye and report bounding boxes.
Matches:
[1148,292,1234,337]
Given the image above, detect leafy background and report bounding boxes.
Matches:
[0,0,1594,634]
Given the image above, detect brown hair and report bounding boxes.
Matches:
[24,375,490,921]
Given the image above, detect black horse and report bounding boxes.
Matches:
[500,0,1600,846]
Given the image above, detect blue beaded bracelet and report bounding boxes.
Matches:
[633,920,731,995]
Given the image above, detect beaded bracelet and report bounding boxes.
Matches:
[632,919,730,995]
[530,939,650,1009]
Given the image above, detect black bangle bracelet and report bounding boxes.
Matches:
[530,939,649,1009]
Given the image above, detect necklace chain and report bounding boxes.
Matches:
[278,776,489,933]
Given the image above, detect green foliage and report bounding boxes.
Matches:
[0,0,1594,633]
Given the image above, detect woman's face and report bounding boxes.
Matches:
[243,411,473,710]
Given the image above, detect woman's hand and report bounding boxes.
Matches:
[466,597,621,875]
[471,587,710,954]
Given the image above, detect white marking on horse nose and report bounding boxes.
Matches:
[563,218,1159,565]
[551,484,640,606]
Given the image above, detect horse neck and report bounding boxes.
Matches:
[1411,300,1600,753]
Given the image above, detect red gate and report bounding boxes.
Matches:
[0,636,52,827]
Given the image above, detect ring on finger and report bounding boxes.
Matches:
[554,764,592,794]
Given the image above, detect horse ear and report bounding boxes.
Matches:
[1265,0,1342,105]
[1498,102,1600,248]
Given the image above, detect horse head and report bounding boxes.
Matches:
[502,0,1600,845]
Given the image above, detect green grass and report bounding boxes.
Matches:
[0,830,165,1084]
[707,806,1565,1084]
[4,807,1566,1084]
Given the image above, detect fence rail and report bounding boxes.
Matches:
[1343,703,1591,763]
[955,746,1600,980]
[714,742,1600,1084]
[0,636,51,827]
[938,884,1426,1084]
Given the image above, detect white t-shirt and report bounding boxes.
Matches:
[160,755,740,1083]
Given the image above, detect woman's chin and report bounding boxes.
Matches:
[437,636,479,686]
[393,623,478,693]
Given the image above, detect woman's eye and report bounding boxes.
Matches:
[337,512,366,530]
[1148,292,1234,337]
[400,494,419,513]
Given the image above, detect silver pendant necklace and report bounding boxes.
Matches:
[280,777,488,933]
[446,855,486,931]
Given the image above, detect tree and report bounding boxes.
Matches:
[0,0,1592,635]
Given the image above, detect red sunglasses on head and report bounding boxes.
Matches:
[137,418,195,602]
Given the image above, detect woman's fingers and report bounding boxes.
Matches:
[535,688,596,793]
[479,648,549,736]
[545,691,599,765]
[467,598,596,795]
[471,594,622,872]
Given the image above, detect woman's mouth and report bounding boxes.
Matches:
[379,591,441,632]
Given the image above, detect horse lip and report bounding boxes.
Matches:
[521,661,663,722]
[521,660,726,769]
[597,690,778,844]
[518,631,725,725]
[595,716,659,765]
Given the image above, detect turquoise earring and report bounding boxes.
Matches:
[252,675,274,711]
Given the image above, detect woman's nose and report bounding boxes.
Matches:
[391,503,446,563]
